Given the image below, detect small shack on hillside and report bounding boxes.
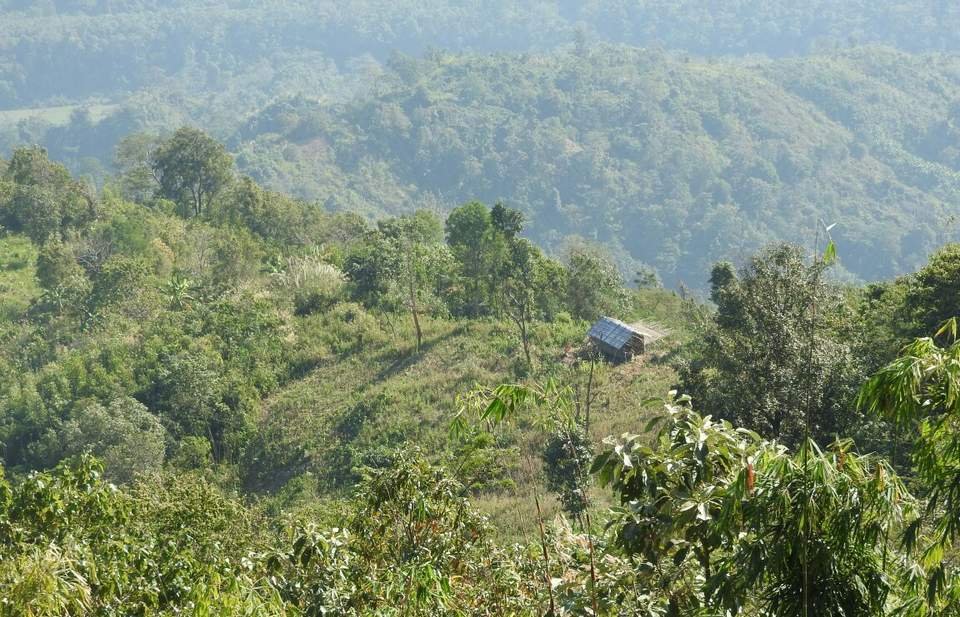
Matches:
[587,316,649,362]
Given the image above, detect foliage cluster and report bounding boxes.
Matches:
[4,0,960,114]
[2,119,960,613]
[7,43,960,289]
[0,134,669,514]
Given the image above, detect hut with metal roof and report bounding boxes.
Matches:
[587,316,647,361]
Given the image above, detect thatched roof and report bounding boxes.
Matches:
[627,321,665,344]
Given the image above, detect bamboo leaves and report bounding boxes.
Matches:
[596,395,921,616]
[859,333,960,610]
[823,240,838,266]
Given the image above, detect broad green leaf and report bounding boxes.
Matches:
[822,240,837,265]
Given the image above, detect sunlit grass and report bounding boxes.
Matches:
[0,234,39,320]
[258,289,687,536]
[0,103,118,127]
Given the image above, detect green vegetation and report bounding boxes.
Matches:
[7,45,960,287]
[7,3,960,612]
[232,46,960,286]
[4,1,960,288]
[0,234,39,320]
[3,0,960,116]
[680,244,867,446]
[0,137,687,529]
[3,124,960,613]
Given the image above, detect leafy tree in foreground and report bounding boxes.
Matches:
[593,395,921,616]
[858,328,960,609]
[564,245,625,322]
[0,147,96,244]
[0,456,287,616]
[499,237,558,369]
[491,201,523,239]
[380,211,451,353]
[4,146,74,190]
[904,243,960,338]
[344,229,397,309]
[213,176,317,245]
[445,201,508,317]
[680,244,864,446]
[152,127,234,218]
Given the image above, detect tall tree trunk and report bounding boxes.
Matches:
[584,356,595,439]
[409,273,423,353]
[193,185,203,217]
[520,313,532,368]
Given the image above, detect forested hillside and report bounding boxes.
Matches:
[6,46,960,286]
[6,1,960,287]
[234,46,960,285]
[0,136,689,529]
[3,127,960,613]
[3,0,960,111]
[10,3,960,613]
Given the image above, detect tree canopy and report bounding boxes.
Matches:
[4,7,960,610]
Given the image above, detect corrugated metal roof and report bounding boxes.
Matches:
[588,316,642,350]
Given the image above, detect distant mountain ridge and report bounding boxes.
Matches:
[232,46,960,286]
[4,1,960,109]
[3,1,960,285]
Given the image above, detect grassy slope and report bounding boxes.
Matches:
[0,218,692,537]
[0,104,118,127]
[0,235,39,321]
[237,47,960,286]
[251,290,695,535]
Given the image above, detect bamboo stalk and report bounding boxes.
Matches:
[535,493,556,617]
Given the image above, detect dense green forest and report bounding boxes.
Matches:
[8,45,960,286]
[8,2,960,614]
[233,46,960,285]
[3,0,960,111]
[5,4,960,288]
[2,129,960,614]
